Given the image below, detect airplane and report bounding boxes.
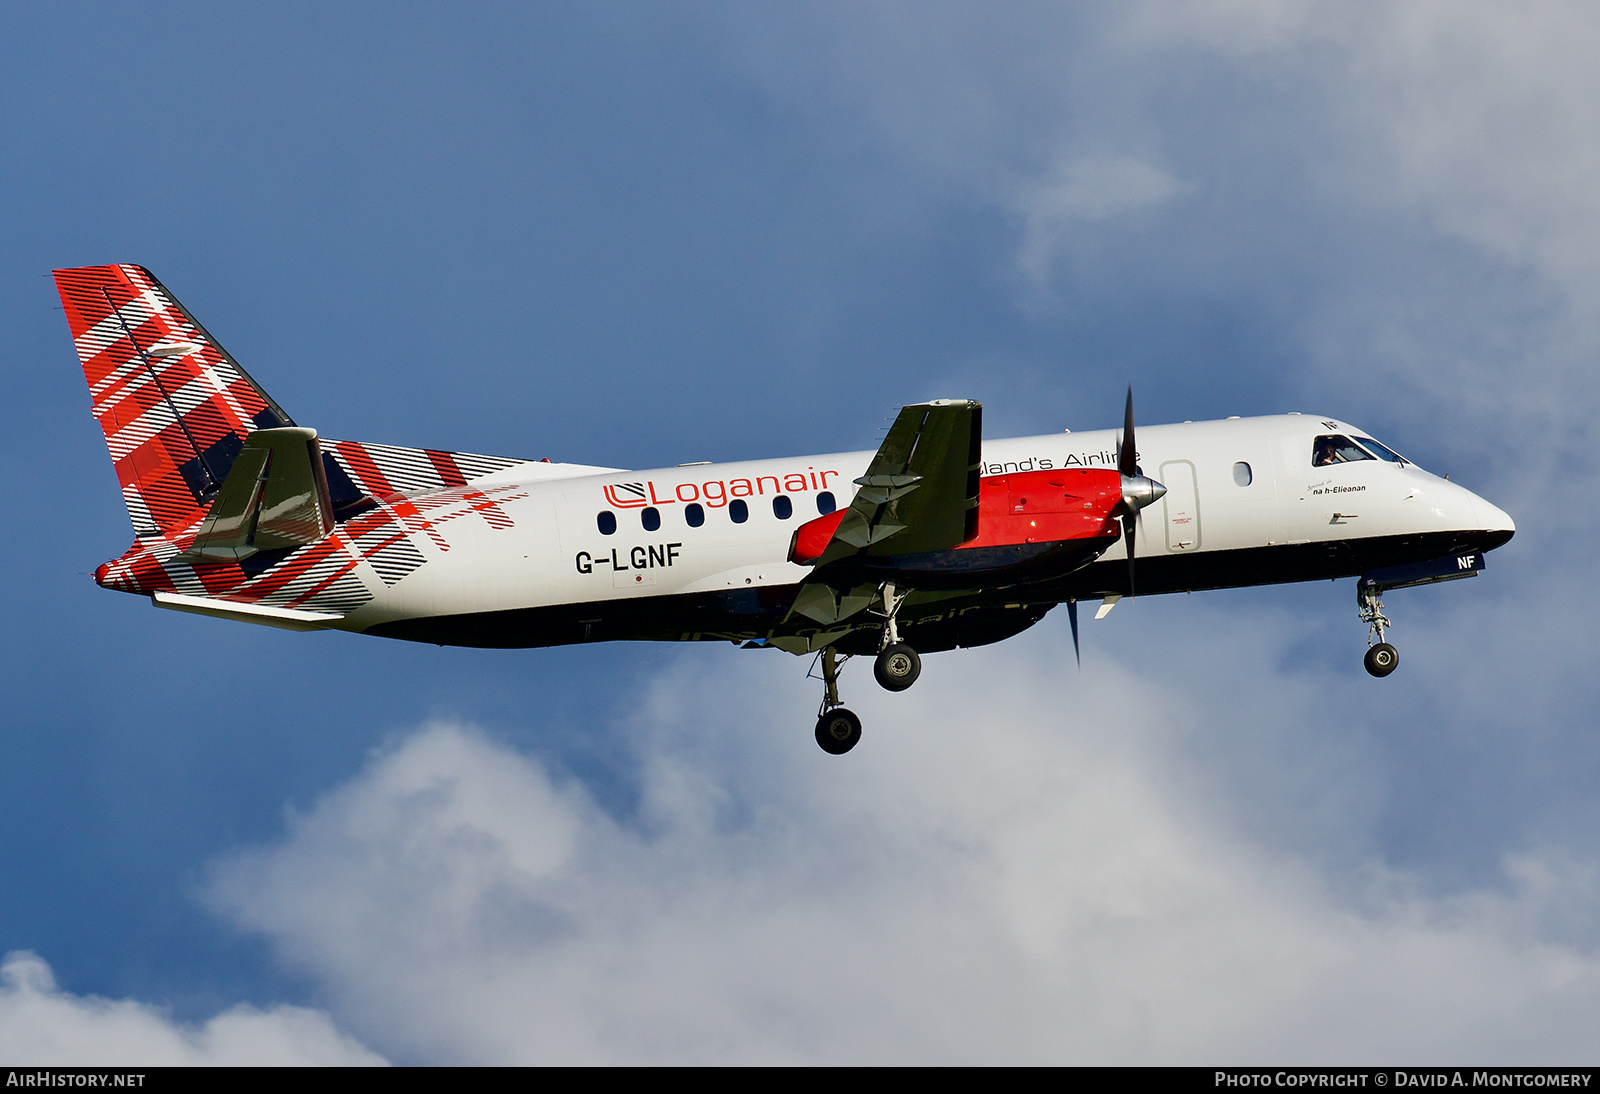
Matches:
[53,263,1517,754]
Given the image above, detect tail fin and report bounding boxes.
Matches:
[53,264,294,538]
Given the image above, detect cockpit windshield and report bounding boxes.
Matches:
[1312,435,1376,467]
[1354,436,1408,464]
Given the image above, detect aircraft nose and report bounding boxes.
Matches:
[1467,491,1515,551]
[1472,495,1515,535]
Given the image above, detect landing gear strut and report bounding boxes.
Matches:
[813,646,862,754]
[1358,578,1399,678]
[872,582,921,692]
[809,583,923,753]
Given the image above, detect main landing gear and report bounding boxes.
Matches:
[875,644,921,691]
[1358,578,1399,678]
[872,581,921,692]
[811,582,924,754]
[814,646,862,754]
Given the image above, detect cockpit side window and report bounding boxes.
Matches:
[1312,435,1377,467]
[1354,436,1408,464]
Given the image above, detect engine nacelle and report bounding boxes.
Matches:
[789,468,1125,587]
[965,468,1124,550]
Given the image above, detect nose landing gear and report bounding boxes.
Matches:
[1358,578,1399,678]
[1364,642,1399,676]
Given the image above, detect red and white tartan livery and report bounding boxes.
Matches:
[55,263,293,537]
[57,264,529,615]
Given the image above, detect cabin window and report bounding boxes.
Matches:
[1355,437,1408,464]
[685,503,705,528]
[641,507,661,532]
[773,495,793,520]
[816,491,837,515]
[1312,435,1376,467]
[729,499,749,524]
[597,510,617,535]
[1233,461,1252,487]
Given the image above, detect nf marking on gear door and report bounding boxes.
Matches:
[1159,460,1200,551]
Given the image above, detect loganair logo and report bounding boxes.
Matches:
[603,483,650,509]
[602,468,843,510]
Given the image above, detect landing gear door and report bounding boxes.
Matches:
[1158,460,1200,552]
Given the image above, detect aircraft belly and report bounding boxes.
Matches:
[360,584,804,648]
[1039,527,1513,600]
[358,581,1051,651]
[818,536,1118,591]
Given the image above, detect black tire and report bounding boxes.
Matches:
[815,708,862,754]
[873,643,922,692]
[1364,642,1399,678]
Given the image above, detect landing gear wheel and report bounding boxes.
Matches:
[815,708,862,754]
[874,643,921,692]
[1364,642,1399,678]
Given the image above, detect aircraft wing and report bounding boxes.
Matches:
[810,399,982,567]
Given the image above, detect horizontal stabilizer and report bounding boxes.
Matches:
[152,591,340,631]
[177,427,333,563]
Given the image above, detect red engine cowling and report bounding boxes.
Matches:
[788,467,1124,585]
[790,507,848,566]
[963,467,1124,550]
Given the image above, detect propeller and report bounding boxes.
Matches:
[1114,385,1167,598]
[1068,389,1164,672]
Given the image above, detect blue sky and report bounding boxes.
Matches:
[3,1,1599,1063]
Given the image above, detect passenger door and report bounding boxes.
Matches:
[1158,460,1201,552]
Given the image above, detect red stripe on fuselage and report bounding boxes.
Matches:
[334,442,400,502]
[425,450,468,488]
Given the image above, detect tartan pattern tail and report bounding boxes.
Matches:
[53,264,293,537]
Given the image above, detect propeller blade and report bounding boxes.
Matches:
[1118,384,1137,479]
[1120,384,1138,597]
[1113,385,1167,598]
[1122,511,1137,599]
[1067,599,1081,669]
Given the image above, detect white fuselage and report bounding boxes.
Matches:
[336,413,1513,638]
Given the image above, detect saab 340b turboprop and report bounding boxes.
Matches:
[55,264,1516,754]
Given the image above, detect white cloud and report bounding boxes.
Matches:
[0,951,384,1066]
[733,3,1600,349]
[207,635,1600,1065]
[1016,156,1187,288]
[1263,1,1600,310]
[1093,0,1600,298]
